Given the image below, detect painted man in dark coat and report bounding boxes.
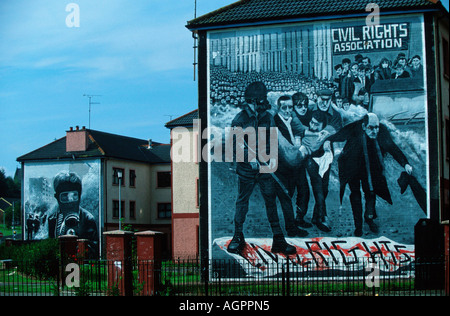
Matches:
[273,95,308,238]
[48,171,98,257]
[327,113,413,236]
[227,82,296,256]
[291,92,313,228]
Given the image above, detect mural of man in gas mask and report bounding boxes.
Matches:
[48,171,98,256]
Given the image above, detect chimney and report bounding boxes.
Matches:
[66,126,89,152]
[148,139,153,149]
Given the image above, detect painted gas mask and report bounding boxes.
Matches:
[53,171,82,236]
[58,190,80,235]
[244,81,269,114]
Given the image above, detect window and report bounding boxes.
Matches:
[113,168,125,186]
[129,201,136,219]
[112,200,125,218]
[158,203,171,219]
[157,171,171,188]
[129,169,136,187]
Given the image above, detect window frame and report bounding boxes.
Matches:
[113,167,125,186]
[129,169,136,188]
[157,202,172,219]
[112,199,125,219]
[156,171,172,188]
[129,200,136,219]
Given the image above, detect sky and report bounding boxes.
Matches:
[0,0,236,177]
[0,0,448,178]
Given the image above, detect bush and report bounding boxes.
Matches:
[0,239,60,279]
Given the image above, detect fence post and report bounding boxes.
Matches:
[445,225,449,296]
[58,234,78,293]
[77,239,89,264]
[59,234,78,259]
[103,230,134,296]
[135,230,163,296]
[286,257,290,297]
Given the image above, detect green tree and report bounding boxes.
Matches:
[0,168,20,198]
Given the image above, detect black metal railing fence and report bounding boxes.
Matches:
[0,256,447,296]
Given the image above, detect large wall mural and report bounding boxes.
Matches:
[23,160,101,257]
[206,14,428,277]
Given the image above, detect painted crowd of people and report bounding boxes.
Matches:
[333,52,424,110]
[210,52,423,118]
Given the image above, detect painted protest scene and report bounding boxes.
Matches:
[207,15,428,278]
[22,160,100,257]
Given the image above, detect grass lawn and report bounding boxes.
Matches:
[0,224,21,237]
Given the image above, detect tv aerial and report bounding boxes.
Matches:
[83,94,101,129]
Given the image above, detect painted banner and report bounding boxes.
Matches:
[206,14,428,277]
[331,23,410,54]
[214,236,414,276]
[22,160,101,257]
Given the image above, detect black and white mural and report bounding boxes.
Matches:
[206,14,428,276]
[23,160,100,257]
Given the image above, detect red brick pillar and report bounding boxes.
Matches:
[104,230,134,296]
[59,235,78,262]
[58,235,78,288]
[77,239,89,263]
[135,231,163,296]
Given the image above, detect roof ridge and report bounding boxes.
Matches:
[165,109,198,126]
[187,0,246,26]
[87,129,153,143]
[16,136,65,160]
